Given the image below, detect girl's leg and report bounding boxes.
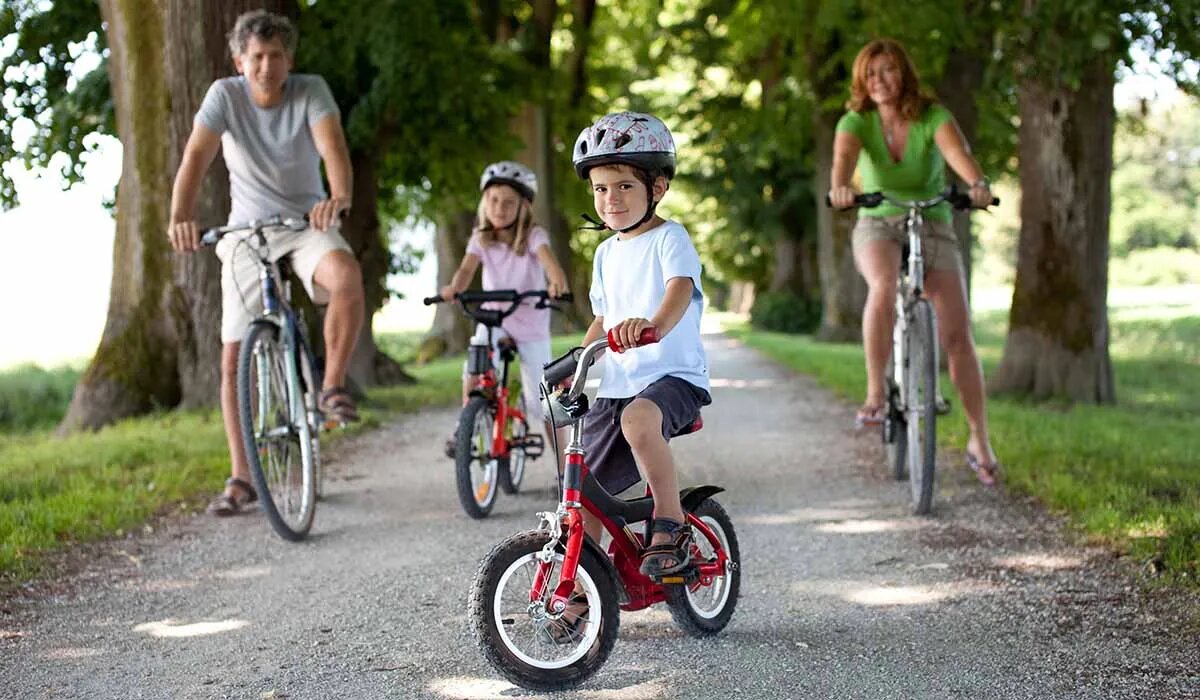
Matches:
[854,239,902,420]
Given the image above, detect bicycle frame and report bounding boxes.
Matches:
[469,328,530,461]
[892,200,943,411]
[534,336,730,617]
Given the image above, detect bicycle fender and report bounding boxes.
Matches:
[570,532,630,606]
[680,485,725,513]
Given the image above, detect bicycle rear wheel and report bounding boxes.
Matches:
[499,392,529,495]
[238,321,317,540]
[905,299,938,515]
[455,396,500,518]
[883,355,907,481]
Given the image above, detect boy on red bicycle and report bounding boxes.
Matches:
[570,112,711,578]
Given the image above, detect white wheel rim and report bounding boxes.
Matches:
[492,551,602,669]
[471,407,498,508]
[685,516,733,619]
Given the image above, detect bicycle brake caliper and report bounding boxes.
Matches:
[535,507,566,563]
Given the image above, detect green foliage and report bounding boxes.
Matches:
[727,295,1200,585]
[0,0,111,209]
[0,364,81,433]
[749,290,822,334]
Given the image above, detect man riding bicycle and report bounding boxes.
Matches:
[166,10,364,516]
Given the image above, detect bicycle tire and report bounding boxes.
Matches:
[469,530,620,691]
[884,355,907,481]
[499,392,529,495]
[296,340,323,500]
[455,396,499,519]
[663,498,741,637]
[906,299,938,515]
[238,321,317,540]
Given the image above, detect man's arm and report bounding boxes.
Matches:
[310,113,353,231]
[167,124,222,253]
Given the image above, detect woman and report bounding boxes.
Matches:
[828,38,1000,485]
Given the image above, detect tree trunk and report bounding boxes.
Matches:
[62,0,295,432]
[813,108,867,342]
[991,55,1116,403]
[419,211,476,361]
[935,46,988,302]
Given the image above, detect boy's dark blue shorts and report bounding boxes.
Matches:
[580,375,712,495]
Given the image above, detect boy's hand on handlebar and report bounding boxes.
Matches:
[168,219,200,253]
[611,317,654,352]
[828,186,857,210]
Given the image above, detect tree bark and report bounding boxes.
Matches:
[419,211,476,361]
[62,0,296,432]
[935,46,988,302]
[991,54,1116,403]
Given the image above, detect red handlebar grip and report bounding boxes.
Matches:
[607,326,661,353]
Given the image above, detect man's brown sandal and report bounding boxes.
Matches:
[320,386,359,428]
[206,477,258,516]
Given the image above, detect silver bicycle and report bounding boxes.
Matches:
[835,186,996,514]
[202,215,323,540]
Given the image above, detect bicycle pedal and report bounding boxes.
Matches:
[936,397,952,416]
[516,434,545,459]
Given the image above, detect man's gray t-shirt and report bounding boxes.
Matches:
[195,74,339,224]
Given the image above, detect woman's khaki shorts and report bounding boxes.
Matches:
[852,215,963,274]
[215,225,353,343]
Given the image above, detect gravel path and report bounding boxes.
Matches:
[2,333,1197,699]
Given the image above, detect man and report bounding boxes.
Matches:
[167,10,364,516]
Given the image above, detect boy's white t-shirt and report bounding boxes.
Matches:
[589,220,710,399]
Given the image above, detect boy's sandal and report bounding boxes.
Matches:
[854,402,886,429]
[206,477,258,517]
[966,452,1001,487]
[639,517,694,578]
[320,386,359,426]
[538,592,590,645]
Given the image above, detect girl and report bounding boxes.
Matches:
[441,161,570,456]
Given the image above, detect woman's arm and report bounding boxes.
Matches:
[829,130,863,208]
[933,118,992,207]
[534,243,570,297]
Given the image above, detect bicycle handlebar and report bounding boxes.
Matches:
[542,326,660,396]
[200,214,308,247]
[824,185,999,212]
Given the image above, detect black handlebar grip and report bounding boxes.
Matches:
[422,296,443,305]
[542,347,583,387]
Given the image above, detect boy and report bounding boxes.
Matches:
[571,112,711,577]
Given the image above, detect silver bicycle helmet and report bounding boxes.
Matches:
[571,112,676,180]
[480,160,538,201]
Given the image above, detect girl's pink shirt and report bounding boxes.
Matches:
[466,225,552,342]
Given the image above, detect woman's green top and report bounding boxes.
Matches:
[835,103,954,222]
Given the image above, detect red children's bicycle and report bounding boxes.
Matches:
[424,289,569,519]
[467,327,740,691]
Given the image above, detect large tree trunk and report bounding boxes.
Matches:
[991,54,1116,403]
[419,211,476,361]
[935,46,988,302]
[813,112,866,343]
[62,0,295,432]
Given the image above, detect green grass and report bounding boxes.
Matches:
[726,301,1200,585]
[0,343,464,589]
[0,363,82,433]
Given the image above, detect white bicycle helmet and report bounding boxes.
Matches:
[480,160,538,201]
[571,112,676,180]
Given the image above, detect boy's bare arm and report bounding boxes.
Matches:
[650,277,695,335]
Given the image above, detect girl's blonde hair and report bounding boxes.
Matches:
[474,185,535,255]
[847,38,934,122]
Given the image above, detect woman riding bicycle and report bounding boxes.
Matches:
[827,38,1000,485]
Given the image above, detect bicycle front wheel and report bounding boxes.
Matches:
[455,396,500,519]
[238,321,317,540]
[905,299,938,515]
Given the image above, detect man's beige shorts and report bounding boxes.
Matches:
[215,225,353,343]
[852,215,963,274]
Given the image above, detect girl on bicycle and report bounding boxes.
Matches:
[827,38,1001,485]
[440,161,570,455]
